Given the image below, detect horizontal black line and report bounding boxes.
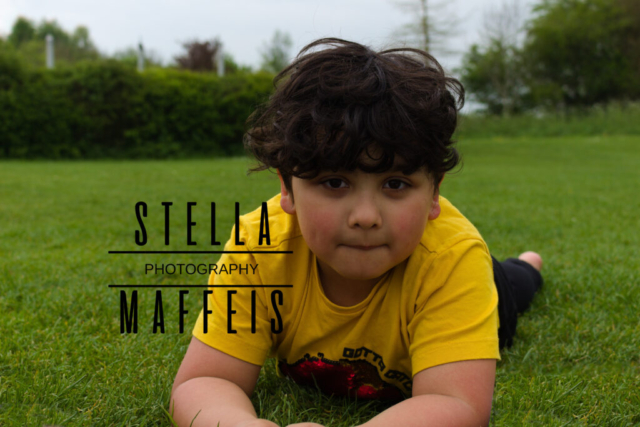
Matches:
[108,251,293,254]
[108,284,293,288]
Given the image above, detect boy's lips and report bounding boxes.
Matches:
[342,244,385,251]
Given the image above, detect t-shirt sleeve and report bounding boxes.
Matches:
[192,230,274,366]
[408,239,500,376]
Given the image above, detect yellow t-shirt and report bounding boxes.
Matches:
[193,194,499,400]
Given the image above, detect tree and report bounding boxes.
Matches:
[389,0,460,55]
[113,45,164,69]
[481,0,526,49]
[616,0,640,98]
[460,42,529,115]
[258,30,293,74]
[174,39,222,72]
[71,26,96,51]
[523,0,639,109]
[222,54,253,74]
[459,0,529,115]
[35,19,71,44]
[6,17,101,68]
[8,17,35,48]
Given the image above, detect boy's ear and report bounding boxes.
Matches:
[428,178,442,220]
[278,170,296,215]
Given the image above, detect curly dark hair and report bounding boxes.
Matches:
[244,37,464,193]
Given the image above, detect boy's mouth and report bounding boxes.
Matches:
[343,244,384,251]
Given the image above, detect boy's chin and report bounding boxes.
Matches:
[334,264,394,283]
[317,252,401,284]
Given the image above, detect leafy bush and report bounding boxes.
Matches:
[0,54,274,159]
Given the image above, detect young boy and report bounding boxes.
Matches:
[170,38,543,427]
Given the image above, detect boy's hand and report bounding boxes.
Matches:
[285,423,326,427]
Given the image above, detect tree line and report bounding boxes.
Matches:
[0,18,297,159]
[458,0,640,115]
[0,17,292,74]
[2,0,638,118]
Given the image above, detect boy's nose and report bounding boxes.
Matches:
[347,197,382,229]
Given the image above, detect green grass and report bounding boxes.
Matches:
[1,136,639,426]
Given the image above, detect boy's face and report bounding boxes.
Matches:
[278,156,441,288]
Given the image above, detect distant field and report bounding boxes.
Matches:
[1,135,638,426]
[457,103,640,138]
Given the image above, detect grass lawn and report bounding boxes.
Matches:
[1,135,639,426]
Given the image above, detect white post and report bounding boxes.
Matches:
[46,34,54,69]
[217,44,224,76]
[137,42,145,72]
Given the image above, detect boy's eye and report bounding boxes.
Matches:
[323,178,347,189]
[385,179,409,190]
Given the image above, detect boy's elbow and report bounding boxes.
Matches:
[439,395,489,427]
[170,377,190,404]
[475,404,492,427]
[459,396,492,427]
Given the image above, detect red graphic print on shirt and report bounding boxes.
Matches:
[278,352,405,401]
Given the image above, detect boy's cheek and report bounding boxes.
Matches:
[394,203,428,229]
[391,209,429,243]
[298,210,339,243]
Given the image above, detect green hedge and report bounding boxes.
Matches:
[6,51,637,159]
[0,54,274,158]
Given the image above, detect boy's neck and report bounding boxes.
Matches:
[316,259,387,307]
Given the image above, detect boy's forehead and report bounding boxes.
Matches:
[354,149,424,175]
[292,135,432,180]
[317,151,429,178]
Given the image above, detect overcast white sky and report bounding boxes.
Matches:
[1,0,536,74]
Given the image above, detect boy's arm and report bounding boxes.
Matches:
[170,337,279,427]
[357,358,495,427]
[360,238,498,427]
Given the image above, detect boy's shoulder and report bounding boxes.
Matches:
[235,193,302,250]
[417,195,488,256]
